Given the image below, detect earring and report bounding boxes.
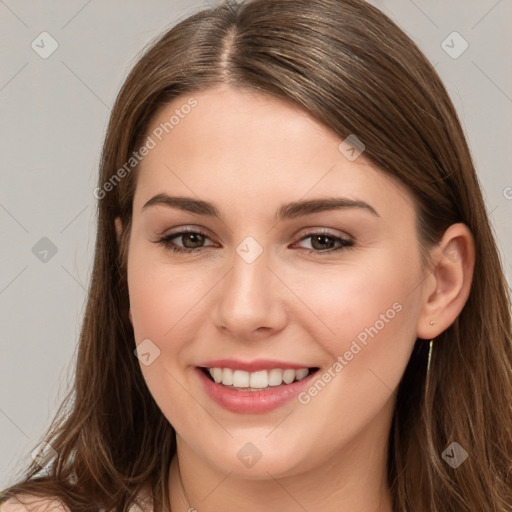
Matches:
[426,339,434,372]
[427,320,436,371]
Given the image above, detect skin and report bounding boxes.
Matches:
[111,85,474,512]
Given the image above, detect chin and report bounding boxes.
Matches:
[196,437,319,480]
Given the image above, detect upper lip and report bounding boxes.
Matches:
[197,358,316,372]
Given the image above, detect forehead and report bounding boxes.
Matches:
[133,85,415,223]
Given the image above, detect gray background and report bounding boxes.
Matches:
[0,0,511,488]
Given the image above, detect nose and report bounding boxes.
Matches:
[211,247,289,340]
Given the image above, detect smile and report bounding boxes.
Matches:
[196,363,320,414]
[204,367,312,390]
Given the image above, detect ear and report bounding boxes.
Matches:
[115,216,123,245]
[114,216,133,326]
[416,223,475,340]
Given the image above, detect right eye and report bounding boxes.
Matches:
[154,229,217,254]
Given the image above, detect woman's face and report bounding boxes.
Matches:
[120,84,431,479]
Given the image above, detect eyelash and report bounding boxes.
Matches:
[153,228,355,256]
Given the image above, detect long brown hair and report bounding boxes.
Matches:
[2,0,511,510]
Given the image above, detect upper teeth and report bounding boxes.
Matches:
[208,367,310,389]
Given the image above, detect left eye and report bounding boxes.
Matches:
[154,230,354,255]
[295,233,354,253]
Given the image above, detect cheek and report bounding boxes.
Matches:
[127,244,222,370]
[128,264,175,342]
[126,251,214,424]
[274,254,423,456]
[292,247,423,382]
[128,259,201,343]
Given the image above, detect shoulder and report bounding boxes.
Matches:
[0,496,69,512]
[130,487,153,512]
[1,488,151,512]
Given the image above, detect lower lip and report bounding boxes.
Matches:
[196,367,318,414]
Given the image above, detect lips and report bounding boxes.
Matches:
[195,359,320,413]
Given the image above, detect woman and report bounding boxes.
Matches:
[2,0,511,510]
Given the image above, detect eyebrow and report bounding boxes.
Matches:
[142,194,380,219]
